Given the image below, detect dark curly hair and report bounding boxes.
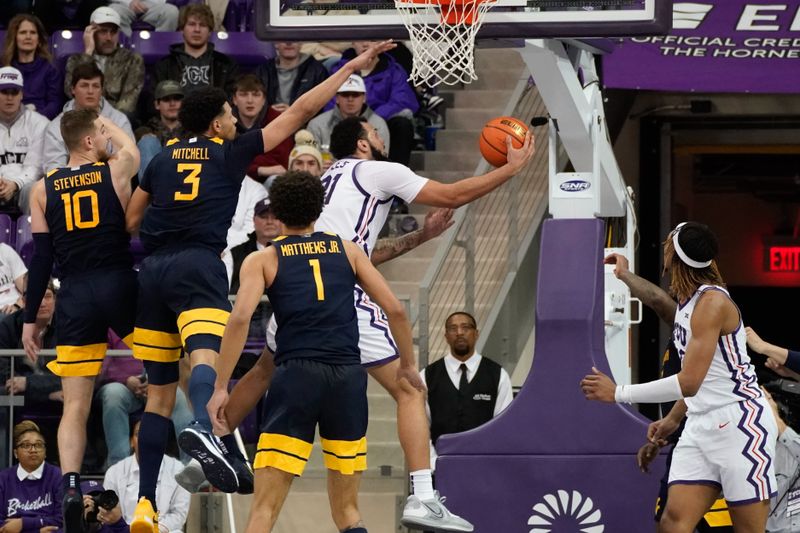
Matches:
[179,87,228,135]
[329,116,368,160]
[269,171,325,228]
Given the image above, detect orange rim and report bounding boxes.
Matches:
[403,0,490,25]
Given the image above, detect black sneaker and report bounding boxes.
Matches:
[178,423,239,493]
[229,454,255,494]
[63,488,86,533]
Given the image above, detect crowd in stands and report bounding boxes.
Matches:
[0,0,444,474]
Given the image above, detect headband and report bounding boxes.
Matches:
[672,222,712,269]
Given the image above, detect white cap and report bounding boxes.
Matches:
[337,74,366,94]
[90,6,121,27]
[0,67,24,91]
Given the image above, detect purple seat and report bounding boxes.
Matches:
[209,32,274,71]
[15,216,33,266]
[0,214,14,247]
[130,31,181,65]
[51,29,88,72]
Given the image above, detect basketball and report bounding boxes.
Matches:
[479,116,529,167]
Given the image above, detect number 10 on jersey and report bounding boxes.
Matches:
[61,190,100,231]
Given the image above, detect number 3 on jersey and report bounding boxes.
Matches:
[60,190,99,231]
[175,163,201,201]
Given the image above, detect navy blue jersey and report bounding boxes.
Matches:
[138,131,264,254]
[268,232,360,365]
[44,162,132,278]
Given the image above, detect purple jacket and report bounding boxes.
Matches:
[0,462,62,532]
[12,57,64,121]
[328,50,419,120]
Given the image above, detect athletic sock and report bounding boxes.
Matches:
[220,434,245,461]
[138,412,171,509]
[410,469,435,500]
[62,472,81,493]
[188,363,217,431]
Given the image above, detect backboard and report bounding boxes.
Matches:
[256,0,671,41]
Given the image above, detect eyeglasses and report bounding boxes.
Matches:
[16,442,45,451]
[445,324,476,333]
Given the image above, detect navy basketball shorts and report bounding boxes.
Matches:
[254,359,368,476]
[132,247,231,366]
[48,268,137,377]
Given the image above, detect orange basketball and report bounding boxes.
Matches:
[479,116,529,167]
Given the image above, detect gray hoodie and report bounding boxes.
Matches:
[42,98,134,173]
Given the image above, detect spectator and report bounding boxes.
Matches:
[0,421,62,533]
[234,75,293,182]
[0,241,26,316]
[152,4,239,95]
[225,176,268,251]
[0,67,48,213]
[1,14,63,120]
[94,351,193,468]
[254,42,328,111]
[104,420,190,533]
[307,73,390,155]
[224,197,280,289]
[135,80,186,178]
[287,130,323,177]
[42,63,134,172]
[107,0,179,37]
[420,311,512,466]
[330,41,419,166]
[80,480,127,533]
[64,7,146,118]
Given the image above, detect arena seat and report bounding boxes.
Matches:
[14,215,33,266]
[51,29,87,72]
[129,31,181,65]
[209,31,274,71]
[0,214,14,247]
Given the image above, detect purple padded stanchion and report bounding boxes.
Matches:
[435,218,665,532]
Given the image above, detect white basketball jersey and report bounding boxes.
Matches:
[314,158,429,255]
[673,284,762,414]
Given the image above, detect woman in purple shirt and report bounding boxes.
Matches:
[0,421,62,533]
[1,15,64,120]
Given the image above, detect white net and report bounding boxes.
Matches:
[395,0,497,87]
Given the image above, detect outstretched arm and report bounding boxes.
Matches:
[261,41,396,152]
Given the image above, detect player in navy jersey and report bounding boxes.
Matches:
[21,108,139,533]
[124,41,396,533]
[208,171,416,533]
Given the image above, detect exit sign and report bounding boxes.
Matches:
[766,245,800,272]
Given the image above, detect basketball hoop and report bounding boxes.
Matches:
[395,0,497,87]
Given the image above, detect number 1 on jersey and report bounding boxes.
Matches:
[308,259,325,301]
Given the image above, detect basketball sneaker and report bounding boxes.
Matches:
[130,496,158,533]
[62,487,86,533]
[228,453,255,495]
[401,491,474,532]
[178,423,239,493]
[175,458,208,493]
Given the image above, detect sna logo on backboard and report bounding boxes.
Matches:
[528,490,604,533]
[559,180,591,192]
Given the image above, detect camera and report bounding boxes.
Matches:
[86,490,119,524]
[764,379,800,430]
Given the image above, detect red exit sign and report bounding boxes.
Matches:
[767,246,800,272]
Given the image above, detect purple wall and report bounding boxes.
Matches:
[435,218,665,531]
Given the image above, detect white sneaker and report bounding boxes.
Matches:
[401,491,474,532]
[175,459,207,493]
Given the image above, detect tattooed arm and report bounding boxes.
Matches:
[371,208,454,266]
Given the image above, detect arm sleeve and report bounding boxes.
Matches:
[23,233,54,324]
[785,350,800,374]
[361,162,428,203]
[494,368,513,416]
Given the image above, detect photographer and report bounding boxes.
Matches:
[80,480,126,533]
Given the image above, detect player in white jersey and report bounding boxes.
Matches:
[205,116,534,532]
[582,222,776,533]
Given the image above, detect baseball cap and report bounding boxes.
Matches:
[337,74,366,94]
[81,480,104,495]
[154,80,184,100]
[90,6,122,27]
[0,67,24,91]
[254,198,272,217]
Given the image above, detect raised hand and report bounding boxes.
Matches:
[505,131,535,173]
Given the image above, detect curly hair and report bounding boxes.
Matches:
[663,222,724,301]
[269,171,325,228]
[179,87,228,135]
[329,116,368,160]
[13,420,43,447]
[2,14,51,67]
